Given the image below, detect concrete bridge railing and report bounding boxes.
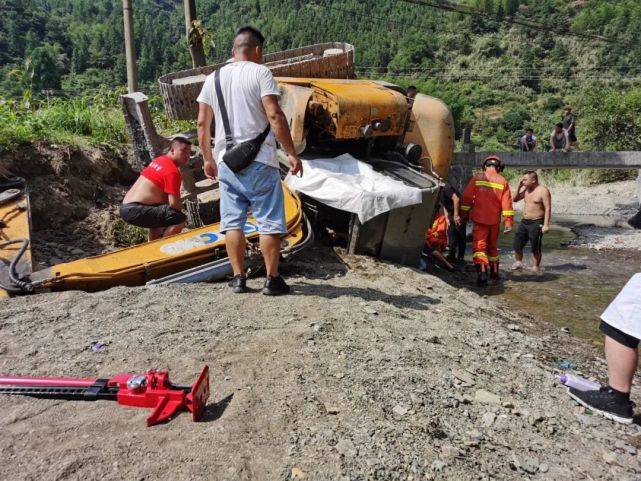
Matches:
[448,142,641,204]
[454,150,641,169]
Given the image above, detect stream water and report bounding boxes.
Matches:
[443,216,641,346]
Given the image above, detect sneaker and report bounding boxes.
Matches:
[262,275,290,296]
[512,261,523,271]
[568,387,633,424]
[228,275,247,294]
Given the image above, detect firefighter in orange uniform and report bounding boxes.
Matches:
[460,155,514,286]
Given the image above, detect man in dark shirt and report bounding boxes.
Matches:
[440,183,466,262]
[562,107,579,150]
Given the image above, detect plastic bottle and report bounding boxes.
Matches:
[559,373,601,392]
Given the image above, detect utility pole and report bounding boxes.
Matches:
[183,0,207,68]
[122,0,138,93]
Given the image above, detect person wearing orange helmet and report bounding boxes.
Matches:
[460,155,515,286]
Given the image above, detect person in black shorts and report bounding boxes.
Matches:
[562,106,579,150]
[513,218,544,261]
[120,136,191,240]
[512,171,551,272]
[568,273,641,424]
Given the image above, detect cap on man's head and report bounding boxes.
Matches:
[169,134,192,145]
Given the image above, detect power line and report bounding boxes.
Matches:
[396,0,635,48]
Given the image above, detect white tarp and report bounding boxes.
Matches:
[284,154,423,223]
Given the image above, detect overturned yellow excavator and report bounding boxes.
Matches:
[0,43,454,297]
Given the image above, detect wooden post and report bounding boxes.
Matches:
[122,0,138,93]
[184,0,207,68]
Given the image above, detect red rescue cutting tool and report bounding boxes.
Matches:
[0,366,210,426]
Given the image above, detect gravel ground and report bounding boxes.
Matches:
[1,245,640,481]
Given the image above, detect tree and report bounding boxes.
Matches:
[30,44,64,92]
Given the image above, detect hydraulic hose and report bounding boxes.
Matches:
[0,239,35,292]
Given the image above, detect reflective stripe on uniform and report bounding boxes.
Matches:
[473,252,488,259]
[488,255,500,262]
[502,210,515,216]
[460,205,471,211]
[475,180,504,191]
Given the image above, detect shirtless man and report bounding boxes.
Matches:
[512,171,551,272]
[119,136,190,241]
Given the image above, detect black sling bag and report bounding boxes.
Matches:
[215,67,271,173]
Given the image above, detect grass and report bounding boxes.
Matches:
[0,92,127,149]
[0,87,194,151]
[110,217,148,246]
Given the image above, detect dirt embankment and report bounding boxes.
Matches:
[0,246,640,480]
[0,142,137,266]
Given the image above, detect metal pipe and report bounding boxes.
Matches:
[0,375,98,388]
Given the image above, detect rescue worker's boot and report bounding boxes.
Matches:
[476,264,488,287]
[489,262,500,281]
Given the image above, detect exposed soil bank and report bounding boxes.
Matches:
[0,142,136,266]
[1,246,640,481]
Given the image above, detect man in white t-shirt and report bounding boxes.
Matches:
[196,26,302,296]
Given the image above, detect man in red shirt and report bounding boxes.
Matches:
[120,136,190,240]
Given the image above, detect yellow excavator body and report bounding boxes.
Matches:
[278,78,409,140]
[1,56,456,296]
[22,183,304,293]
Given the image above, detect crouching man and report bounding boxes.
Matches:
[119,136,191,241]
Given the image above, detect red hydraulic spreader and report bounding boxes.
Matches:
[0,366,210,426]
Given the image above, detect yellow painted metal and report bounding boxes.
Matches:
[277,78,409,140]
[30,183,304,292]
[278,82,313,153]
[404,93,455,179]
[0,191,32,298]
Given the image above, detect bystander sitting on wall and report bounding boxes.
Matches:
[518,128,538,152]
[550,123,569,152]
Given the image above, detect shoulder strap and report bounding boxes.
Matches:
[214,68,234,150]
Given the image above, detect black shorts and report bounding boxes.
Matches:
[600,320,639,349]
[514,218,544,254]
[119,202,186,229]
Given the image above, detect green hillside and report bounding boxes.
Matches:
[1,0,640,154]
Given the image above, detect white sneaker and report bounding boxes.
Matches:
[511,261,523,271]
